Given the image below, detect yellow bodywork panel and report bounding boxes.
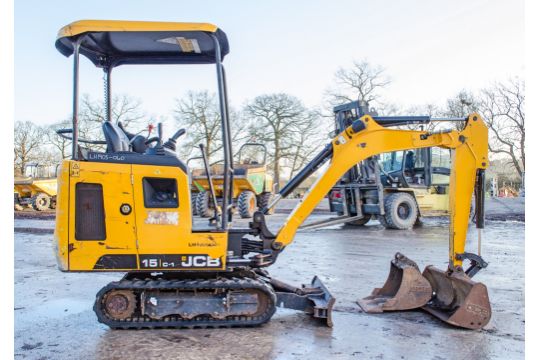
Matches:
[192,165,271,197]
[55,160,227,272]
[14,178,57,197]
[54,163,70,270]
[404,188,449,215]
[57,20,219,40]
[67,161,137,271]
[193,176,258,198]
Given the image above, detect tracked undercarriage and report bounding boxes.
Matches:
[95,271,334,329]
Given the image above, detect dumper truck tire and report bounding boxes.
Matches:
[31,193,51,211]
[382,192,418,230]
[238,191,256,218]
[196,191,213,218]
[257,192,275,215]
[191,192,198,215]
[14,194,24,211]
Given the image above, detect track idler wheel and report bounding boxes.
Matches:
[421,266,491,329]
[102,289,136,320]
[358,252,432,313]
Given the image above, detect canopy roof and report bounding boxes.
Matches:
[55,20,229,67]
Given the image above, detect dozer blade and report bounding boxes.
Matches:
[270,276,335,327]
[421,265,491,329]
[357,252,432,313]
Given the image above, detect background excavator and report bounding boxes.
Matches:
[54,20,491,330]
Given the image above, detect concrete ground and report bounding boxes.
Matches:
[14,202,524,360]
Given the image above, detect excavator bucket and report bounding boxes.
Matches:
[358,253,432,313]
[421,265,491,329]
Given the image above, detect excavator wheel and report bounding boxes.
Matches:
[382,192,418,230]
[238,190,256,218]
[196,191,213,218]
[31,192,51,211]
[257,192,275,215]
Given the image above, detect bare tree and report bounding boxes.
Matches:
[478,78,525,178]
[46,119,72,159]
[14,121,45,175]
[74,94,148,151]
[284,118,322,180]
[244,93,323,187]
[444,90,479,118]
[324,59,392,110]
[81,94,146,128]
[174,91,222,161]
[173,90,247,164]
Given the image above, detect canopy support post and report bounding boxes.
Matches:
[211,34,233,230]
[71,37,82,160]
[104,66,112,122]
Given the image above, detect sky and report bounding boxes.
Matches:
[15,0,524,128]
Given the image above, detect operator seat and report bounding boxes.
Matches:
[102,121,130,152]
[404,151,415,177]
[118,122,147,153]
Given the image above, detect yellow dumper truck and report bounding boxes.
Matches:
[14,163,58,211]
[192,143,274,218]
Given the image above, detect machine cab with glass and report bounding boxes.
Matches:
[379,147,451,189]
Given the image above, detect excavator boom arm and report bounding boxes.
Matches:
[275,114,488,268]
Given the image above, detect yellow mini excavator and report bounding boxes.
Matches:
[54,20,491,330]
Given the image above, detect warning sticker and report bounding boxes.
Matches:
[145,211,179,225]
[71,162,80,177]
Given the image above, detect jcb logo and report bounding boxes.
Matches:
[139,254,222,269]
[181,255,221,268]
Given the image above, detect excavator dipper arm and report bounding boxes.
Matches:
[270,113,490,329]
[275,114,488,260]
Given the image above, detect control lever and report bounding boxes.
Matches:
[199,143,221,225]
[163,128,186,152]
[157,123,163,145]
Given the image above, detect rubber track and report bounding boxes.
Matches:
[94,276,277,329]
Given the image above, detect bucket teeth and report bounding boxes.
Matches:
[421,265,491,329]
[357,253,433,313]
